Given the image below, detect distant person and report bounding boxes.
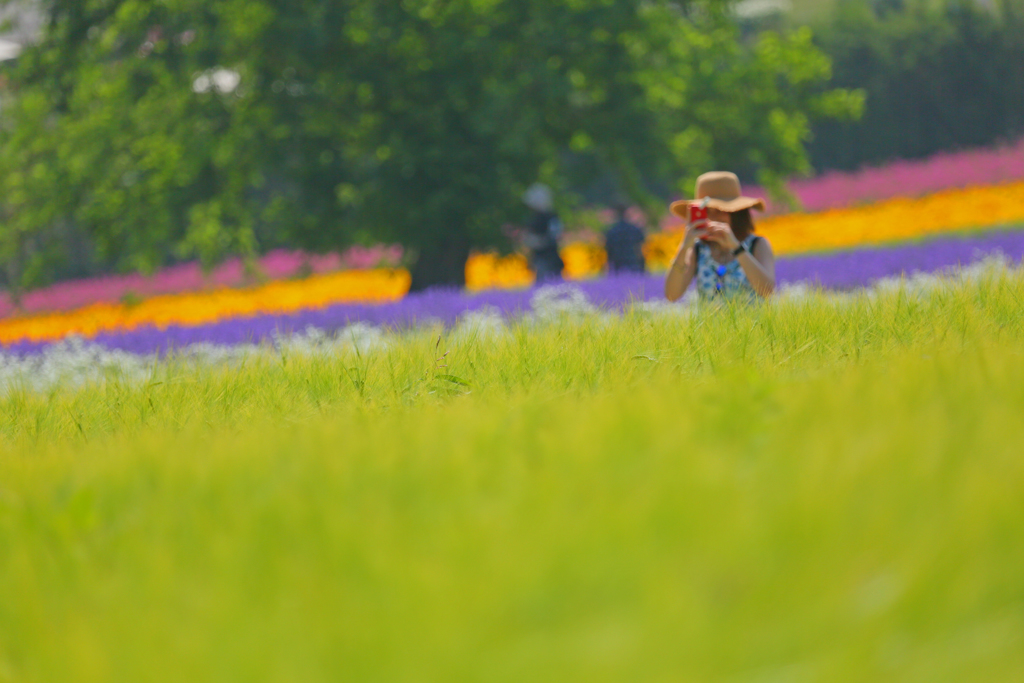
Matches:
[604,203,646,274]
[523,183,565,282]
[665,172,776,301]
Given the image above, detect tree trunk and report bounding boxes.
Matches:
[4,233,24,312]
[409,238,471,292]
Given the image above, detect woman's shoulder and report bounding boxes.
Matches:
[748,234,774,252]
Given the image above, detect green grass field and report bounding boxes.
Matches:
[3,270,1024,682]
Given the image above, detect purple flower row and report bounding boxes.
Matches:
[774,228,1024,289]
[5,228,1024,358]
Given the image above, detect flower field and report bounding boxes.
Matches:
[0,269,411,346]
[2,142,1024,357]
[0,244,405,319]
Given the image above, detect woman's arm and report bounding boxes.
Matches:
[665,227,702,301]
[737,238,776,297]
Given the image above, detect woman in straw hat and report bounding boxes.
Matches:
[664,172,776,301]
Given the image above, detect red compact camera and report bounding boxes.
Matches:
[690,197,710,239]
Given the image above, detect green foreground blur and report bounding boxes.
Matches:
[2,273,1024,681]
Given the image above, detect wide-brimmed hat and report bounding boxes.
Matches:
[670,171,766,219]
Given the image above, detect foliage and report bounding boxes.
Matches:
[0,0,859,291]
[2,274,1024,679]
[808,0,1024,170]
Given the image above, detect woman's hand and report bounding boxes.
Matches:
[701,221,740,251]
[680,217,708,252]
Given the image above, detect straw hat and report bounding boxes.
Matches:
[669,172,766,219]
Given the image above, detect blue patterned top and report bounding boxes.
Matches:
[694,235,760,300]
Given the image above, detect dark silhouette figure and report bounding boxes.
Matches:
[523,184,565,282]
[604,204,646,274]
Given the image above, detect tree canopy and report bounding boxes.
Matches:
[808,0,1024,171]
[0,0,860,291]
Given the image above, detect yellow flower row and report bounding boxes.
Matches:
[466,242,607,291]
[472,181,1024,280]
[762,180,1024,255]
[0,269,411,345]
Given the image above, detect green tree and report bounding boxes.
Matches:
[0,0,860,292]
[808,0,1024,171]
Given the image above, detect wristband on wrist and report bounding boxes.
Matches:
[732,243,747,257]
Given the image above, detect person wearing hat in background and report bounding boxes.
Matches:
[523,183,566,283]
[664,172,776,302]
